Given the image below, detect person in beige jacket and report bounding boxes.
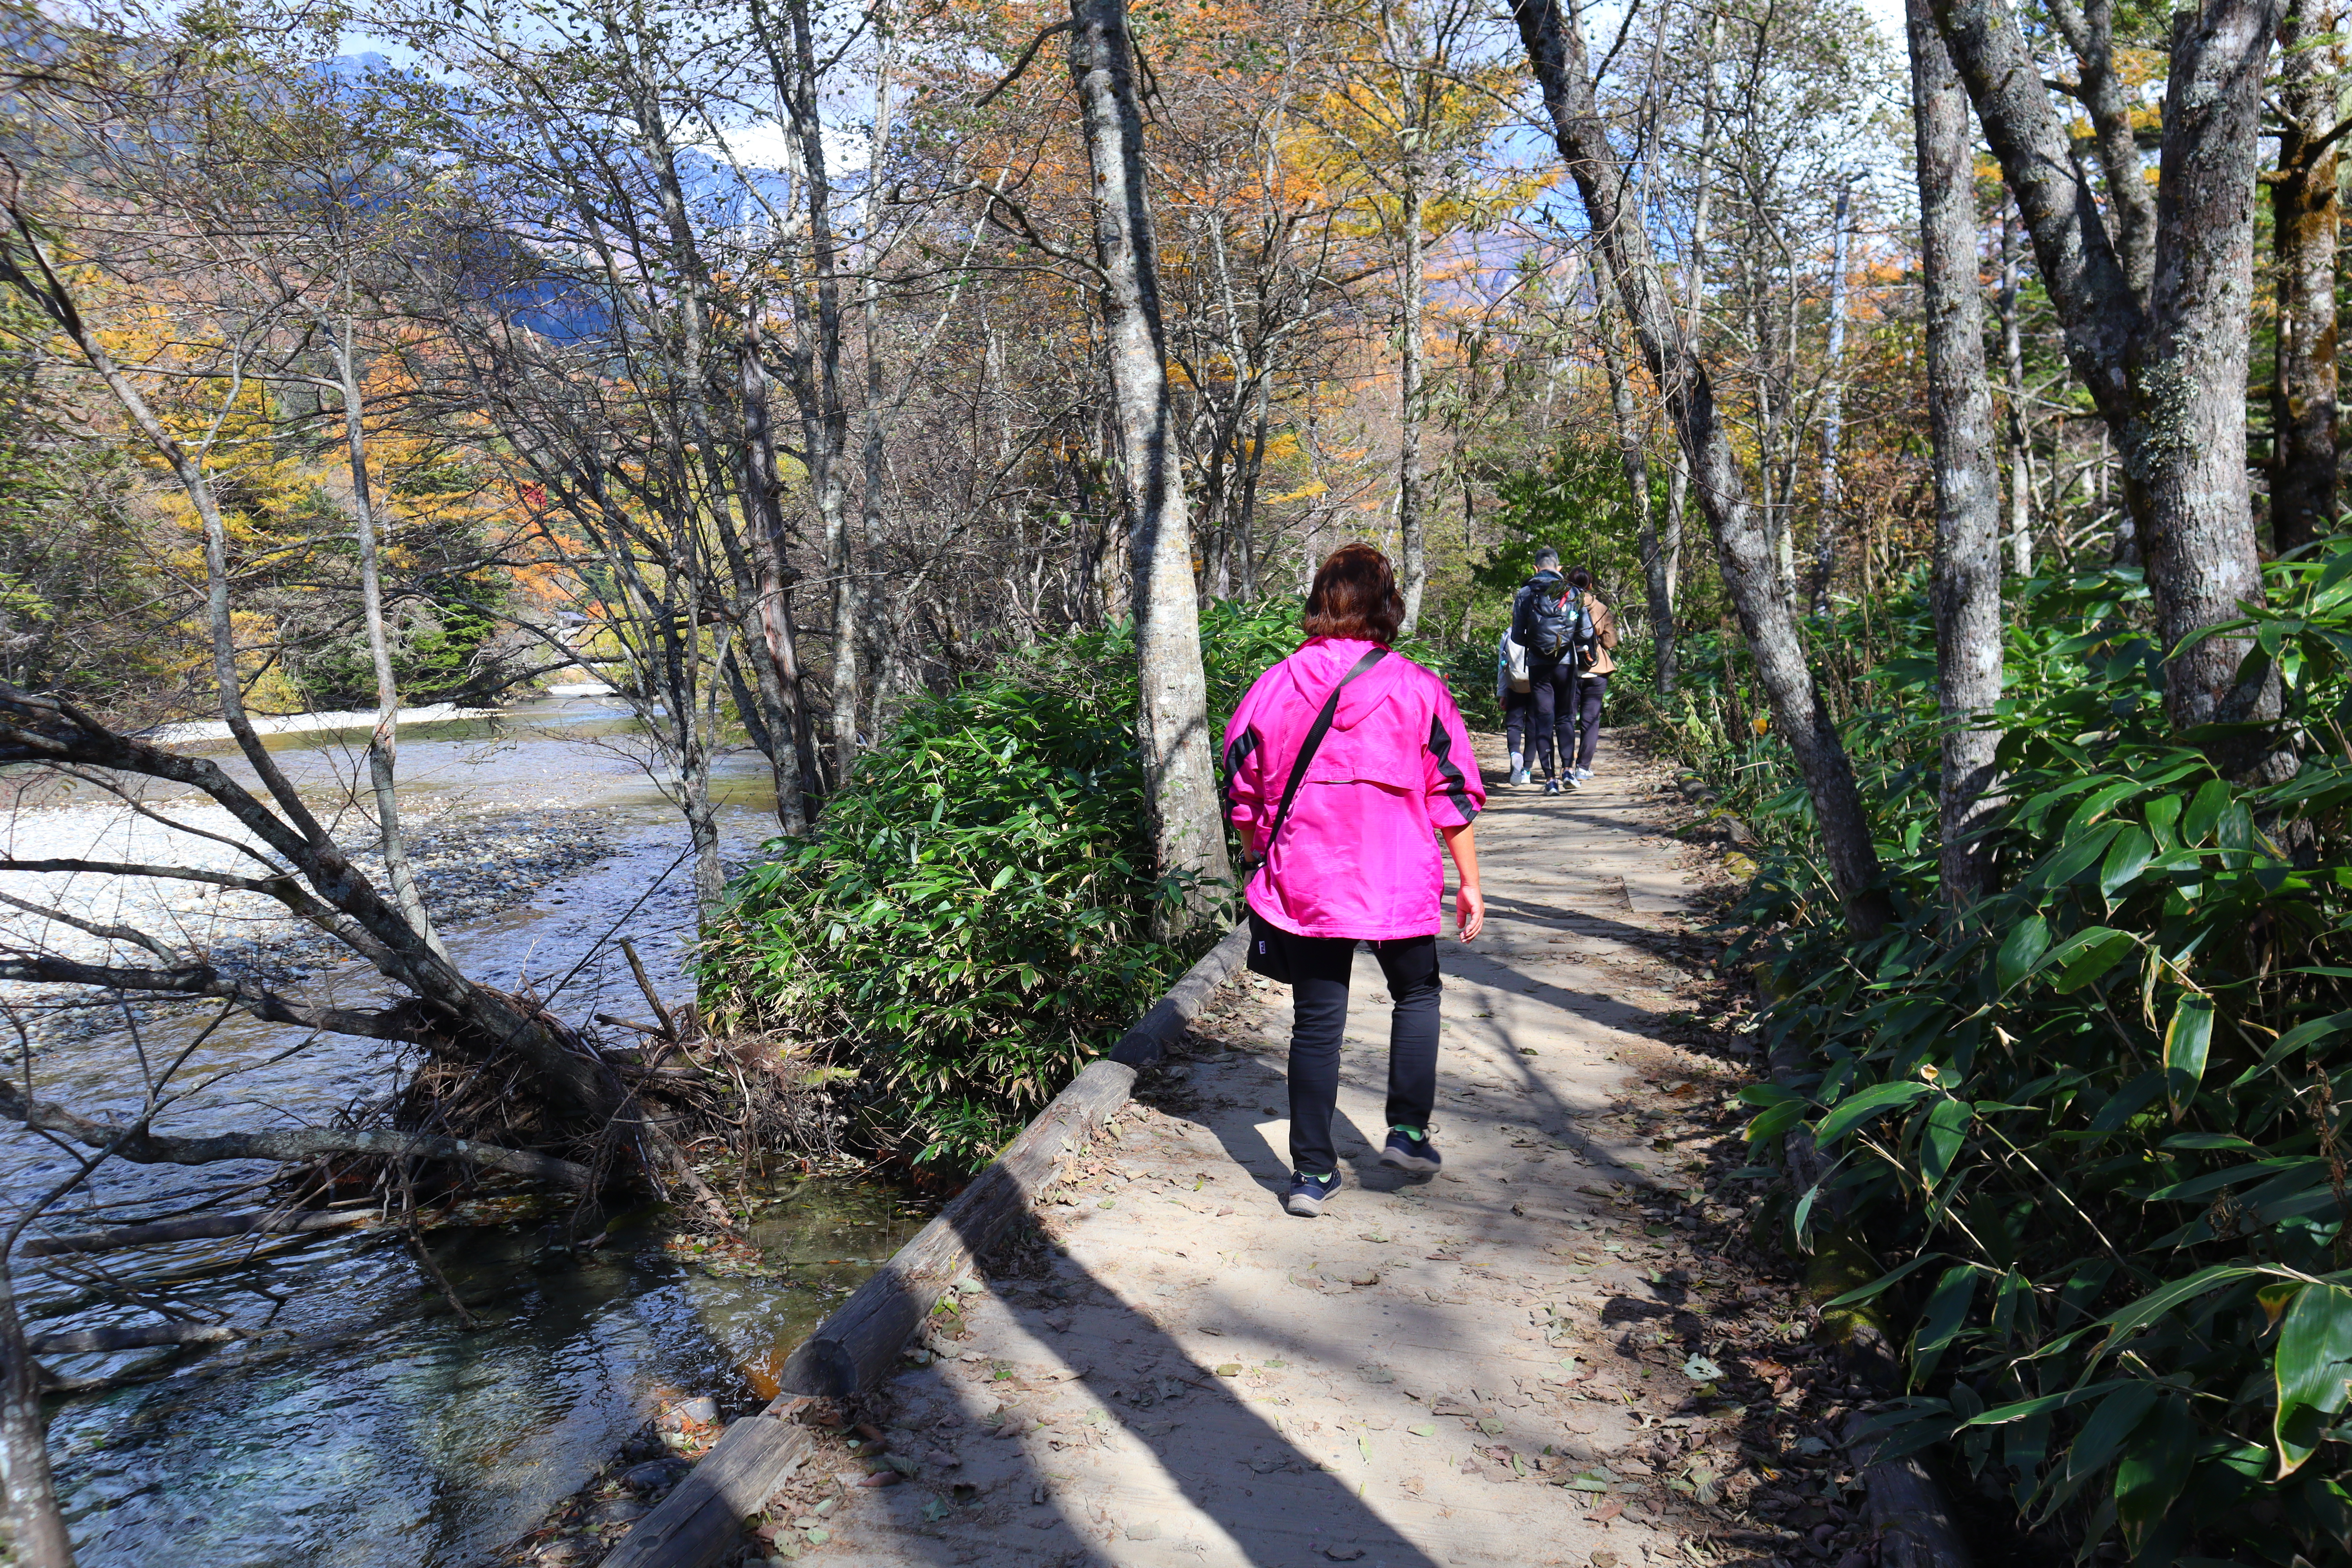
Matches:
[1564,566,1620,781]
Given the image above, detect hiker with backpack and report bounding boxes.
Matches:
[1560,566,1619,782]
[1222,543,1486,1218]
[1495,623,1532,786]
[1508,549,1595,793]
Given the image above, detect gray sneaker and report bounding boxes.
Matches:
[1510,766,1530,786]
[1574,767,1594,782]
[1285,1169,1342,1217]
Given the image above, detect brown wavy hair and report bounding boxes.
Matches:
[1302,543,1405,644]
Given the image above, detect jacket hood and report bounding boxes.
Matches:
[1278,637,1411,733]
[1524,568,1566,592]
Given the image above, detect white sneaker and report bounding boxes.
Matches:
[1574,768,1594,782]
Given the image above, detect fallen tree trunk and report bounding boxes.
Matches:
[19,1207,385,1257]
[0,1081,594,1189]
[29,1322,246,1356]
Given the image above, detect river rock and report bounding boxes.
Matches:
[676,1395,720,1424]
[588,1498,647,1526]
[622,1460,681,1491]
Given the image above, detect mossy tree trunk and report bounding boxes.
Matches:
[2268,0,2343,556]
[1908,0,2005,915]
[1934,0,2287,764]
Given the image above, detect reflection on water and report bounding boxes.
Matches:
[43,1180,922,1568]
[7,699,894,1567]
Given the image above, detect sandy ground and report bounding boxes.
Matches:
[715,735,1843,1568]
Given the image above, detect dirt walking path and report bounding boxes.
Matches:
[728,735,1874,1568]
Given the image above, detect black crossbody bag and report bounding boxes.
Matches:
[1243,648,1388,983]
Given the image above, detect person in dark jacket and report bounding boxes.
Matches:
[1508,549,1584,795]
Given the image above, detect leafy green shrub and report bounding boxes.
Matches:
[1704,557,2352,1563]
[699,599,1305,1171]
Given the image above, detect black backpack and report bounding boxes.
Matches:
[1524,583,1594,667]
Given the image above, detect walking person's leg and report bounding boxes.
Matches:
[1283,931,1360,1214]
[1372,936,1444,1173]
[1576,673,1608,777]
[1504,689,1527,784]
[1546,664,1578,791]
[1528,666,1561,784]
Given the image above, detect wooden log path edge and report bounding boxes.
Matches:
[604,921,1252,1568]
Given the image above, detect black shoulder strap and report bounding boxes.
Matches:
[1255,647,1388,875]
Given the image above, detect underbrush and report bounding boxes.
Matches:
[698,600,1303,1172]
[1663,555,2352,1563]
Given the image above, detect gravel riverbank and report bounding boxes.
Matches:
[0,803,622,1052]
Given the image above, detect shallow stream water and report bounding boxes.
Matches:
[3,699,916,1567]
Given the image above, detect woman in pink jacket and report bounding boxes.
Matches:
[1221,544,1487,1216]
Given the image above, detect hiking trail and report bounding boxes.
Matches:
[743,733,1857,1568]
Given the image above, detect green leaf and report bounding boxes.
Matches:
[2098,826,2153,898]
[1920,1098,1972,1193]
[2046,926,2137,994]
[1814,1081,1935,1143]
[2115,1394,2195,1554]
[2051,1381,2158,1508]
[1961,1380,2141,1428]
[2162,995,2214,1120]
[2276,1282,2352,1477]
[1996,915,2050,994]
[2030,822,2127,889]
[1909,1265,1979,1388]
[1823,1252,1945,1309]
[2181,779,2232,844]
[1743,1100,1808,1145]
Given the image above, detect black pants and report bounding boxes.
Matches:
[1572,673,1608,771]
[1502,685,1532,762]
[1527,661,1578,778]
[1272,929,1442,1176]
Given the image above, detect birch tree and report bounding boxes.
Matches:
[1067,0,1234,933]
[1512,0,1887,933]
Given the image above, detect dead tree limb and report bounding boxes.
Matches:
[19,1208,385,1256]
[0,1081,595,1189]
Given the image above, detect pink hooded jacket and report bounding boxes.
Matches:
[1222,637,1485,941]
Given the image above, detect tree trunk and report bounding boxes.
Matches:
[1909,0,2006,914]
[1814,176,1853,616]
[1599,300,1675,693]
[754,0,857,785]
[1067,0,1235,933]
[1511,0,1886,935]
[1998,201,2033,575]
[0,1259,72,1568]
[740,328,816,835]
[2270,0,2341,555]
[1396,167,1428,636]
[2140,0,2282,734]
[1933,0,2284,753]
[332,311,443,959]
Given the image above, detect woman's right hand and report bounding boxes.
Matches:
[1455,882,1485,942]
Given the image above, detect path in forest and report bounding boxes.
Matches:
[755,735,1816,1568]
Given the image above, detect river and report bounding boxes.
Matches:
[0,697,919,1568]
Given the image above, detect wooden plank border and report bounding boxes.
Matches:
[603,922,1251,1568]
